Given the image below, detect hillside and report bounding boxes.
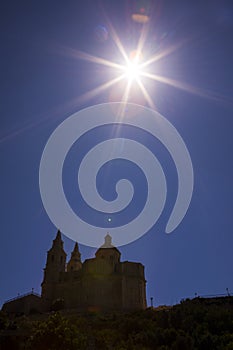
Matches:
[0,297,233,349]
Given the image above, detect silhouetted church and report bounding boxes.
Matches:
[2,231,147,314]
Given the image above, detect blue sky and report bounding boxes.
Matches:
[1,0,233,307]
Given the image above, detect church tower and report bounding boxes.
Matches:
[41,230,67,306]
[67,242,82,272]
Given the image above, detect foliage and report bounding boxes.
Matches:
[0,311,8,330]
[24,312,87,350]
[1,297,233,349]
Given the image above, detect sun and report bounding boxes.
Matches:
[60,22,157,107]
[61,21,206,110]
[123,50,143,83]
[124,60,141,82]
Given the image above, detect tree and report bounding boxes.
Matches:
[25,312,87,350]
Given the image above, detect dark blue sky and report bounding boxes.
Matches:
[1,0,233,307]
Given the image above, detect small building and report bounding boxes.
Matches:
[2,292,42,315]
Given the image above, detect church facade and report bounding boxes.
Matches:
[42,231,147,312]
[2,231,147,314]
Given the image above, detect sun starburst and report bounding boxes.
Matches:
[57,21,225,115]
[63,23,158,110]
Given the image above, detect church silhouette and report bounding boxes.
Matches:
[2,231,147,314]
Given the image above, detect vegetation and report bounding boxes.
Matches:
[0,297,233,349]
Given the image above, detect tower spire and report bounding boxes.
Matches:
[56,229,61,240]
[52,229,63,248]
[41,230,67,304]
[67,242,82,272]
[73,242,80,255]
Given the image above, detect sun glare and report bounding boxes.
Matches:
[64,21,206,111]
[124,61,141,82]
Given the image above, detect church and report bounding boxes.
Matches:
[2,231,147,314]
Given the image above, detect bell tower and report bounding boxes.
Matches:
[67,242,82,272]
[41,230,67,304]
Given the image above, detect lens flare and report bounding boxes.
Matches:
[39,103,194,247]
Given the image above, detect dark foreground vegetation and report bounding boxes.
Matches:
[0,297,233,350]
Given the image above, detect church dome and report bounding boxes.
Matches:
[95,234,121,263]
